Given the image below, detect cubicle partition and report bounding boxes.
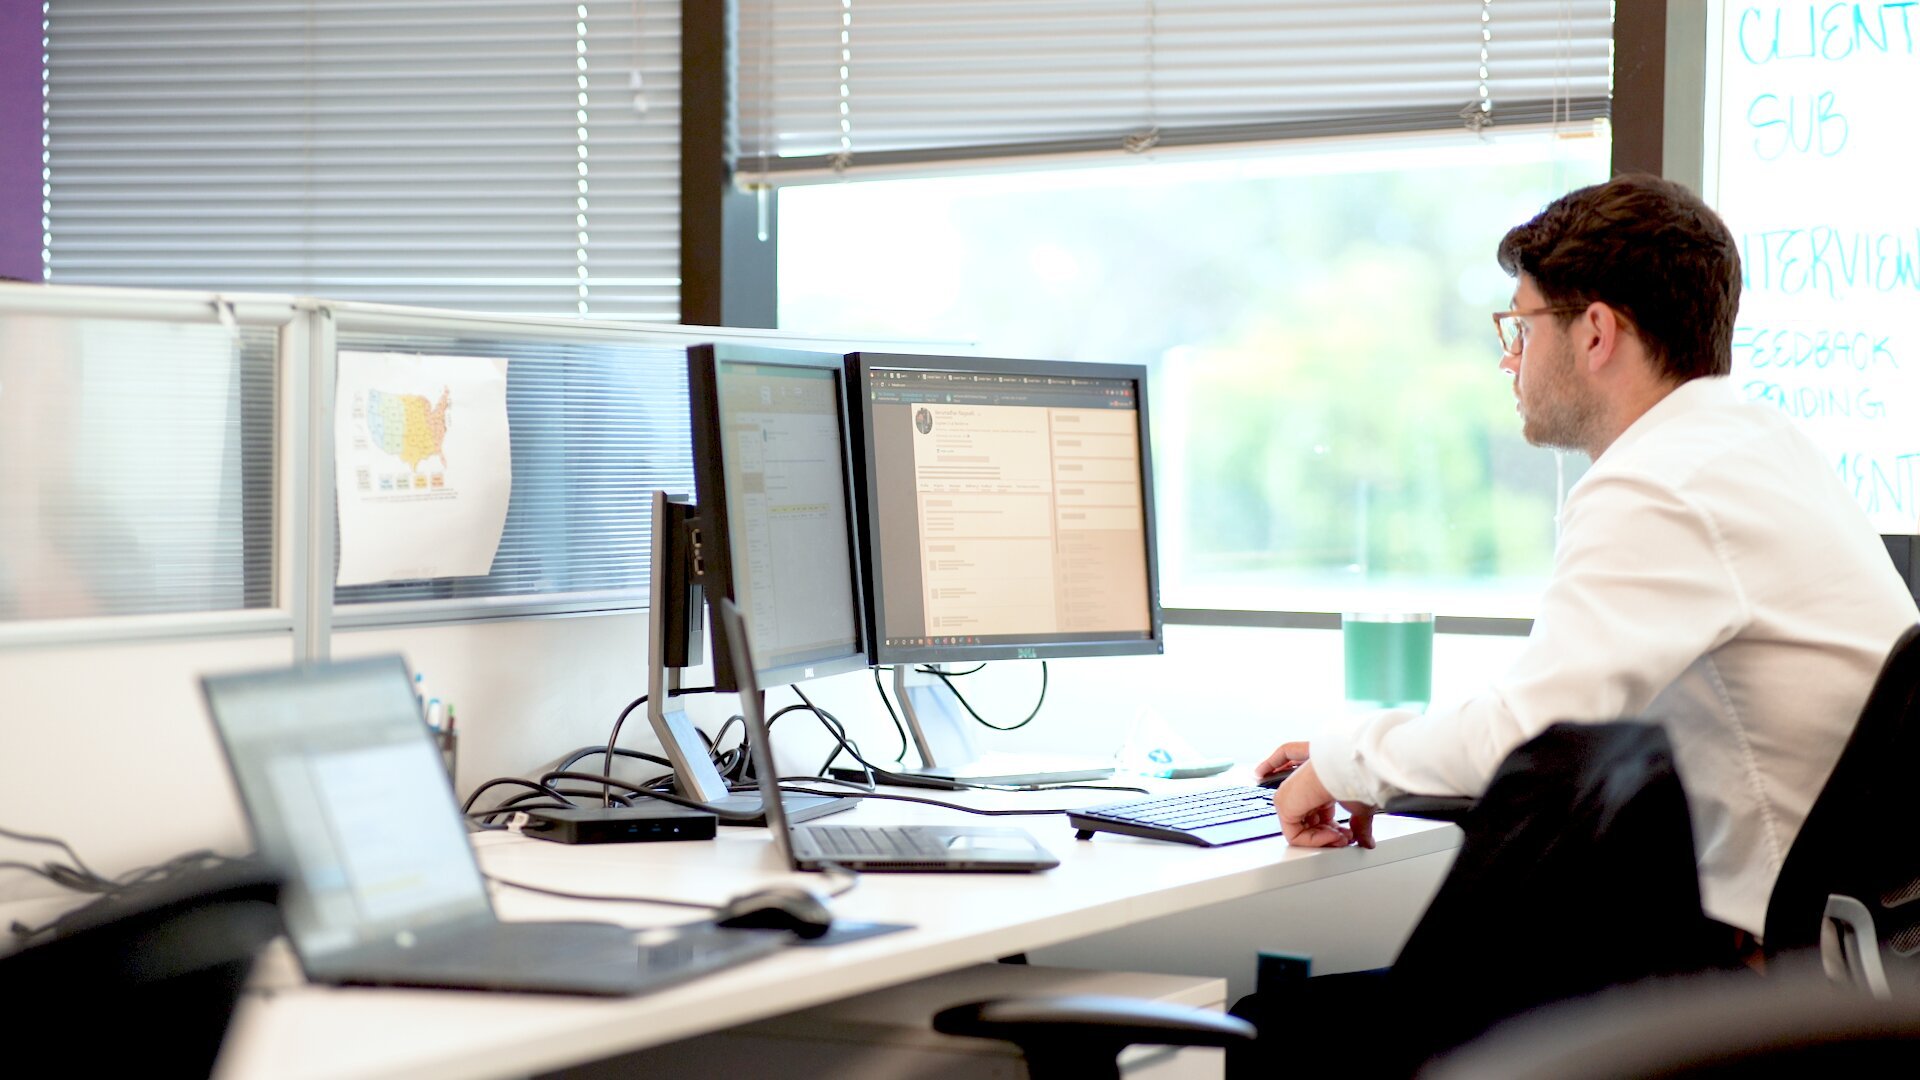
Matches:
[0,283,917,895]
[1,286,310,879]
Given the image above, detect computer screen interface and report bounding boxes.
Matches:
[849,354,1164,666]
[688,344,869,691]
[202,657,492,960]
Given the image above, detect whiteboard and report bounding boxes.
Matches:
[1703,2,1920,533]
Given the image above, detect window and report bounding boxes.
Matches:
[778,130,1611,617]
[745,0,1616,618]
[734,0,1612,178]
[42,0,681,319]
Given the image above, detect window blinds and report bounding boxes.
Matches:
[43,0,681,319]
[734,0,1613,179]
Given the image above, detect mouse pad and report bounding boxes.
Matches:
[793,920,913,948]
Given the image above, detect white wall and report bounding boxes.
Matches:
[0,631,292,900]
[331,613,655,798]
[719,622,1528,788]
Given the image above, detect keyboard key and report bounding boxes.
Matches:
[1080,787,1277,830]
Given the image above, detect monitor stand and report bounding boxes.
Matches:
[883,665,1115,788]
[642,490,851,827]
[646,687,851,825]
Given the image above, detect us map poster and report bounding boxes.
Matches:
[334,351,512,586]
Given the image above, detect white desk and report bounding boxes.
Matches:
[213,785,1460,1080]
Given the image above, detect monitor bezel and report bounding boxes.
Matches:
[845,351,1166,666]
[687,342,872,692]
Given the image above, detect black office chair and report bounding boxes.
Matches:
[945,723,1718,1079]
[932,994,1254,1080]
[1224,721,1727,1079]
[1763,622,1920,997]
[1386,721,1729,1061]
[0,860,282,1078]
[1421,963,1920,1079]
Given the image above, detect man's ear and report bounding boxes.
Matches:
[1578,302,1623,374]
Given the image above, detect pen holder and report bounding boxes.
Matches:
[434,727,459,781]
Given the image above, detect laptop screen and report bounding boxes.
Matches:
[714,598,801,870]
[203,656,492,958]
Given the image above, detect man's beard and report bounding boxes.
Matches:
[1521,338,1602,453]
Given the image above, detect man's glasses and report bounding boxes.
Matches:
[1492,306,1586,355]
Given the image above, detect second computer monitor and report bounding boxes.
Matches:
[847,353,1164,666]
[688,343,870,692]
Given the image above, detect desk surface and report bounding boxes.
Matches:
[213,784,1459,1080]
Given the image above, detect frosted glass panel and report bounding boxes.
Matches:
[0,314,275,619]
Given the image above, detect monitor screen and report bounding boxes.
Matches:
[847,353,1163,665]
[687,343,869,691]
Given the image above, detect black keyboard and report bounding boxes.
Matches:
[1068,786,1285,847]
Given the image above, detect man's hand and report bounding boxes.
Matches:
[1254,741,1312,783]
[1273,758,1376,849]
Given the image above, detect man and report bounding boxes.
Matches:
[1263,173,1917,942]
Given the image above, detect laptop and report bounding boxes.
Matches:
[200,655,787,996]
[716,599,1059,873]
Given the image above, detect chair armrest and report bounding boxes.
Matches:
[1382,794,1476,823]
[933,994,1255,1048]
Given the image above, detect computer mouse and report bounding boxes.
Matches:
[713,884,835,939]
[1257,762,1302,789]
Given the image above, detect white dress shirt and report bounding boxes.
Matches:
[1312,376,1919,935]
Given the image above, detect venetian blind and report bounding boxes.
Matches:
[43,0,682,319]
[735,0,1613,179]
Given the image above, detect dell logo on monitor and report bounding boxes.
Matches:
[804,666,816,678]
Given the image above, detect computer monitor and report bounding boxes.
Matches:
[844,352,1164,786]
[846,352,1164,665]
[645,343,863,822]
[687,342,870,692]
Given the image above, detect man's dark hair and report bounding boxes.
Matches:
[1497,173,1741,382]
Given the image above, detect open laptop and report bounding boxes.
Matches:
[716,599,1059,873]
[200,655,787,996]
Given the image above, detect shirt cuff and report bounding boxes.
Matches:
[1311,708,1421,806]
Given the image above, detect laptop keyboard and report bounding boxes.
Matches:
[1068,786,1285,847]
[801,824,949,859]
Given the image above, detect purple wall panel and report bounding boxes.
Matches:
[1,6,44,282]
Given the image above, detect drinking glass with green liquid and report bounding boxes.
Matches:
[1342,612,1434,711]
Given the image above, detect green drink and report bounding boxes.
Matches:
[1342,612,1434,711]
